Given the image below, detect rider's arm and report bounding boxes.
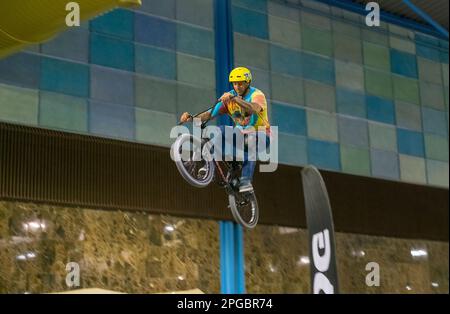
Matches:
[196,110,212,121]
[233,96,263,114]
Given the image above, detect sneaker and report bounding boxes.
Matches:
[239,179,254,193]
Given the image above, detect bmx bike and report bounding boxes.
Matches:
[171,114,259,229]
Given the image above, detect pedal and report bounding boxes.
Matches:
[198,166,207,177]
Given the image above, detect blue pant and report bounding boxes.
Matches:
[215,125,270,182]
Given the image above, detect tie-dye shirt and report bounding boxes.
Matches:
[210,87,271,134]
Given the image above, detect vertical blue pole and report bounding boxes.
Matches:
[214,0,234,127]
[215,0,246,295]
[234,224,246,293]
[220,221,235,293]
[219,222,229,293]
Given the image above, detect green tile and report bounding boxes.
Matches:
[304,80,336,112]
[442,63,449,86]
[424,134,449,162]
[334,33,362,64]
[389,24,414,37]
[418,57,443,84]
[249,67,271,100]
[368,122,397,152]
[302,26,333,57]
[135,76,176,114]
[0,84,38,125]
[39,92,87,132]
[307,110,338,142]
[363,41,390,71]
[332,20,360,39]
[177,53,215,89]
[234,33,269,70]
[271,73,304,106]
[389,36,415,54]
[302,0,330,13]
[176,83,216,116]
[393,76,420,105]
[340,145,371,176]
[135,108,176,147]
[420,82,445,110]
[365,68,393,99]
[268,1,300,21]
[399,154,426,184]
[301,11,331,31]
[268,15,301,50]
[335,60,364,92]
[444,88,449,109]
[426,160,449,188]
[362,29,389,46]
[395,101,422,131]
[176,0,213,28]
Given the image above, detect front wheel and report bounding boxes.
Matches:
[228,191,259,229]
[171,133,215,188]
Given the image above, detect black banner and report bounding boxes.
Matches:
[301,166,339,294]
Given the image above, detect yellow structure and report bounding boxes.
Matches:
[0,0,141,58]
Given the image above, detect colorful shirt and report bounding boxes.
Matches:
[209,87,271,134]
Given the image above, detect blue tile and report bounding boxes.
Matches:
[416,44,441,63]
[370,149,399,180]
[271,102,306,136]
[0,52,40,89]
[90,66,134,106]
[390,49,418,78]
[232,5,268,39]
[135,13,176,49]
[397,128,424,157]
[439,39,449,50]
[302,52,335,85]
[89,101,134,140]
[307,139,341,171]
[90,33,134,71]
[336,88,366,118]
[415,33,439,46]
[41,28,89,63]
[90,9,134,40]
[135,44,176,80]
[177,24,214,59]
[270,45,302,77]
[232,0,267,12]
[278,134,308,166]
[40,57,89,97]
[440,51,449,64]
[422,107,448,136]
[338,116,368,147]
[366,95,395,124]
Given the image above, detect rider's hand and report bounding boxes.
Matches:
[180,112,192,123]
[219,92,235,104]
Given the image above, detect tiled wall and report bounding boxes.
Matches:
[0,0,216,148]
[232,0,449,188]
[245,224,449,293]
[0,0,448,188]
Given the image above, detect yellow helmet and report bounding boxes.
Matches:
[229,67,252,83]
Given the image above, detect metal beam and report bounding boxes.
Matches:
[402,0,449,39]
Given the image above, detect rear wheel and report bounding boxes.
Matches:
[228,191,259,229]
